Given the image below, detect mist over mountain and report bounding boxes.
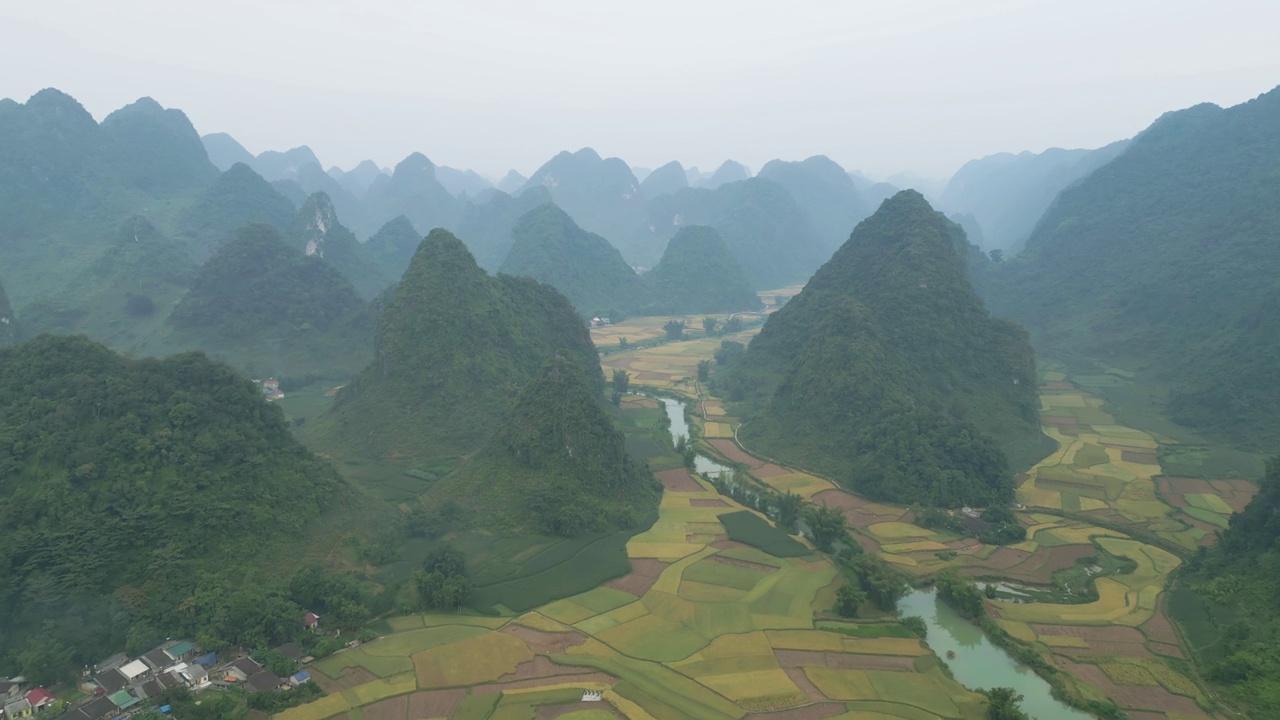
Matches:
[719,191,1040,506]
[520,148,648,262]
[643,178,828,289]
[992,85,1280,448]
[334,159,387,196]
[496,169,527,194]
[306,228,598,459]
[178,163,297,255]
[698,159,751,189]
[939,141,1129,253]
[0,278,18,345]
[759,155,870,253]
[436,165,493,197]
[642,225,762,314]
[100,97,219,193]
[363,152,461,239]
[201,132,254,170]
[455,185,554,272]
[638,160,688,198]
[250,145,322,182]
[364,215,422,282]
[291,192,389,299]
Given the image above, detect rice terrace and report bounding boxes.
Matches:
[278,307,1252,720]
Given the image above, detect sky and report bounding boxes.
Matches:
[2,1,1278,182]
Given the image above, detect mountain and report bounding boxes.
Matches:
[698,160,750,189]
[938,142,1129,253]
[496,169,527,194]
[99,97,219,194]
[306,228,599,459]
[429,352,659,535]
[0,278,17,345]
[642,225,762,314]
[719,191,1040,507]
[454,185,554,272]
[201,132,255,171]
[293,162,371,236]
[436,166,493,198]
[520,148,648,262]
[251,145,322,182]
[178,163,297,255]
[758,156,870,253]
[990,87,1280,449]
[166,223,370,376]
[364,215,422,282]
[643,178,829,289]
[363,152,461,237]
[499,203,652,316]
[638,160,688,198]
[0,334,343,674]
[291,192,389,299]
[336,159,386,196]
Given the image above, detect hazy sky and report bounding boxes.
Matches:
[2,1,1278,181]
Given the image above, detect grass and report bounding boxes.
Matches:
[275,691,352,720]
[866,522,935,540]
[718,511,809,558]
[412,631,534,687]
[868,671,964,719]
[362,625,488,656]
[311,647,414,679]
[342,672,417,705]
[554,652,746,720]
[683,558,771,591]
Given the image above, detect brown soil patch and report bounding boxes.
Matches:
[711,555,779,573]
[1164,477,1216,494]
[471,672,616,695]
[983,547,1033,570]
[1140,598,1181,646]
[744,702,847,720]
[687,533,729,543]
[365,689,465,720]
[811,490,902,528]
[853,534,882,554]
[783,668,828,703]
[497,656,590,683]
[604,559,669,596]
[500,625,589,655]
[709,439,764,468]
[753,464,792,478]
[537,701,623,719]
[774,650,915,672]
[712,539,755,552]
[1014,472,1031,487]
[1121,450,1159,465]
[1226,478,1259,493]
[1059,658,1202,713]
[1014,545,1097,584]
[1156,478,1187,507]
[1149,643,1185,659]
[622,396,659,409]
[316,666,377,693]
[691,498,730,507]
[655,468,703,492]
[1057,641,1156,658]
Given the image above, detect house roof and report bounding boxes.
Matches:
[107,689,138,708]
[4,697,32,713]
[193,652,218,668]
[95,653,129,673]
[230,658,263,676]
[244,670,282,693]
[79,696,119,720]
[119,659,149,679]
[303,611,320,625]
[26,688,54,705]
[94,669,128,694]
[139,680,162,699]
[165,641,195,659]
[142,648,171,669]
[291,671,310,683]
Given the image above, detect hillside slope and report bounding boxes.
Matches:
[642,225,762,314]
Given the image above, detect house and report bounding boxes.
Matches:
[303,611,321,632]
[262,379,284,400]
[244,671,284,694]
[193,652,218,669]
[141,649,172,672]
[226,658,263,683]
[178,663,208,687]
[93,669,128,695]
[288,671,310,687]
[961,515,993,535]
[118,659,150,685]
[3,697,33,718]
[25,689,54,711]
[163,641,196,663]
[63,696,117,720]
[139,671,183,700]
[106,690,139,710]
[94,654,128,674]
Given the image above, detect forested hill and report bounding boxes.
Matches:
[429,352,659,535]
[179,162,298,254]
[718,191,1040,507]
[500,203,653,317]
[642,225,763,314]
[306,228,599,459]
[364,215,422,283]
[291,192,389,299]
[0,278,17,345]
[0,335,342,676]
[988,85,1280,449]
[1175,458,1280,717]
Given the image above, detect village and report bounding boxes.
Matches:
[1,612,327,720]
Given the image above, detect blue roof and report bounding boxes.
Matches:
[194,652,218,667]
[292,670,311,682]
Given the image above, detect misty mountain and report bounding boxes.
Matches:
[500,203,653,316]
[291,162,372,237]
[758,155,870,253]
[697,160,751,189]
[638,160,688,199]
[334,159,386,196]
[496,169,527,194]
[939,141,1129,253]
[991,86,1280,449]
[519,148,648,262]
[455,185,554,272]
[178,163,297,255]
[0,277,19,346]
[251,145,322,182]
[100,97,219,193]
[436,165,493,198]
[290,192,388,299]
[363,152,461,238]
[364,215,422,282]
[200,132,255,171]
[642,225,762,315]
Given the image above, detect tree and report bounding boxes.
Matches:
[663,319,685,339]
[988,249,1004,263]
[936,570,985,620]
[714,340,745,365]
[611,368,630,394]
[983,687,1029,720]
[723,316,744,333]
[619,337,628,349]
[697,360,712,382]
[900,615,927,638]
[805,503,848,552]
[835,583,866,617]
[775,492,803,533]
[702,316,718,335]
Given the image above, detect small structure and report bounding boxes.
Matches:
[193,652,218,669]
[62,696,117,720]
[226,658,263,683]
[141,649,172,672]
[25,689,54,711]
[106,690,139,710]
[164,641,196,663]
[3,696,33,719]
[262,379,284,400]
[582,689,603,702]
[93,669,128,695]
[289,671,311,687]
[245,671,284,694]
[118,659,150,685]
[94,654,129,675]
[179,664,208,687]
[303,611,321,632]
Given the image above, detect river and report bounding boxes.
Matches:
[657,395,1092,719]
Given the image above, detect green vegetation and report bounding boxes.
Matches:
[430,352,660,535]
[0,335,344,679]
[717,511,809,557]
[363,215,421,282]
[290,192,389,299]
[991,87,1280,449]
[305,228,600,459]
[757,155,871,254]
[500,203,653,316]
[0,276,19,345]
[720,191,1041,507]
[455,185,554,272]
[642,225,763,314]
[935,571,985,621]
[179,162,297,253]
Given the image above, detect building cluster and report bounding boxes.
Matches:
[67,641,208,720]
[0,679,56,720]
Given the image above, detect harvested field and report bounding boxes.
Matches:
[1059,658,1202,714]
[744,702,847,720]
[502,625,590,655]
[536,701,624,719]
[1121,450,1159,465]
[470,672,617,695]
[785,668,831,703]
[774,650,917,672]
[655,468,703,492]
[754,464,792,478]
[363,689,466,720]
[313,666,378,692]
[709,439,765,468]
[982,547,1033,569]
[497,656,592,682]
[691,498,730,507]
[710,554,780,573]
[604,559,669,596]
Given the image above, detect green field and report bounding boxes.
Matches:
[718,511,809,558]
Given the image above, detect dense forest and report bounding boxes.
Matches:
[642,225,763,314]
[305,228,600,459]
[289,192,390,300]
[717,191,1041,506]
[429,352,660,535]
[0,335,344,678]
[0,276,20,345]
[362,215,421,283]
